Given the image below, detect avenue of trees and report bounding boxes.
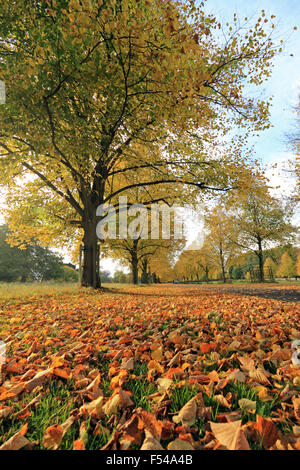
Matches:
[0,0,287,288]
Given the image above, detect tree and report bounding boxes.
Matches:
[0,0,279,287]
[230,265,244,280]
[297,252,300,277]
[287,93,300,202]
[99,270,112,284]
[0,225,64,281]
[229,175,296,282]
[204,206,238,283]
[149,252,176,283]
[113,270,129,284]
[276,252,296,279]
[173,241,215,282]
[105,235,183,285]
[263,257,277,279]
[59,265,79,282]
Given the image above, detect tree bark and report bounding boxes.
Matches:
[141,259,149,284]
[81,223,101,288]
[131,239,139,284]
[257,237,264,283]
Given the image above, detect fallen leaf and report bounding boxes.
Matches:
[140,430,163,450]
[210,420,250,450]
[173,397,197,425]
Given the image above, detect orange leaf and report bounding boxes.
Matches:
[255,415,278,449]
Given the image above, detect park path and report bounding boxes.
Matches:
[194,283,300,303]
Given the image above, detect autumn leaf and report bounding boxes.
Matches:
[0,425,31,450]
[157,377,173,391]
[214,394,231,409]
[238,398,256,414]
[42,416,76,450]
[254,415,278,449]
[227,369,247,383]
[137,409,163,441]
[292,396,300,420]
[167,438,194,450]
[173,397,197,425]
[210,420,250,450]
[140,430,163,450]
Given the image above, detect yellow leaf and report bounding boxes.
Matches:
[238,398,256,413]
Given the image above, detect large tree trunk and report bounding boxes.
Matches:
[81,222,101,289]
[131,258,138,284]
[80,183,105,288]
[221,263,226,283]
[219,243,226,283]
[131,239,139,285]
[141,259,149,284]
[257,238,264,283]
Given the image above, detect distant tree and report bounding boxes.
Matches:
[113,270,129,284]
[229,175,296,282]
[230,265,244,280]
[149,252,176,283]
[297,252,300,277]
[0,225,64,281]
[100,270,112,283]
[59,265,78,283]
[264,257,277,278]
[276,252,296,278]
[204,206,239,283]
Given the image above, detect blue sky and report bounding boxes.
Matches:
[203,0,300,169]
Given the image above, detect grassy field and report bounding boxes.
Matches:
[0,283,299,450]
[0,280,299,302]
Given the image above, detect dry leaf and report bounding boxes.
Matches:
[140,430,163,450]
[173,397,197,425]
[0,427,30,450]
[238,398,256,413]
[167,438,194,450]
[254,415,278,449]
[210,420,250,450]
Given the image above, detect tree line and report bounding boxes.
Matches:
[0,225,78,283]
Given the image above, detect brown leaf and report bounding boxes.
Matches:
[42,416,76,450]
[80,396,104,419]
[140,430,163,450]
[25,367,53,392]
[0,428,30,450]
[137,409,163,441]
[254,415,278,449]
[213,394,231,409]
[227,369,247,383]
[292,396,300,420]
[237,355,255,373]
[173,397,197,425]
[210,420,250,450]
[167,438,194,450]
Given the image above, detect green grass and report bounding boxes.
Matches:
[126,361,156,411]
[0,380,115,450]
[0,281,79,302]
